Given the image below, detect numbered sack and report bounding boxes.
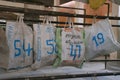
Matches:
[6,16,33,70]
[32,17,56,69]
[54,18,85,67]
[85,19,120,60]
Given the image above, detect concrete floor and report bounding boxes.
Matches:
[0,62,119,80]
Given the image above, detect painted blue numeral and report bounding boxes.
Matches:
[97,33,104,44]
[76,45,81,58]
[14,40,21,57]
[92,36,99,47]
[70,44,76,60]
[46,39,54,54]
[70,44,81,60]
[14,39,33,57]
[92,33,104,47]
[23,43,33,56]
[46,39,57,54]
[23,40,33,56]
[55,44,58,53]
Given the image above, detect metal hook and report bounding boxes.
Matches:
[93,15,98,23]
[93,73,98,80]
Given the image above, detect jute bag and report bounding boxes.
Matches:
[85,18,120,60]
[54,17,85,67]
[5,16,33,70]
[32,16,56,69]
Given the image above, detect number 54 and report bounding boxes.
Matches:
[14,40,33,57]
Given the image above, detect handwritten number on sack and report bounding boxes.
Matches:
[23,40,33,56]
[46,39,57,54]
[92,33,104,47]
[76,45,81,58]
[70,44,81,60]
[14,40,21,57]
[97,33,104,44]
[14,40,33,57]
